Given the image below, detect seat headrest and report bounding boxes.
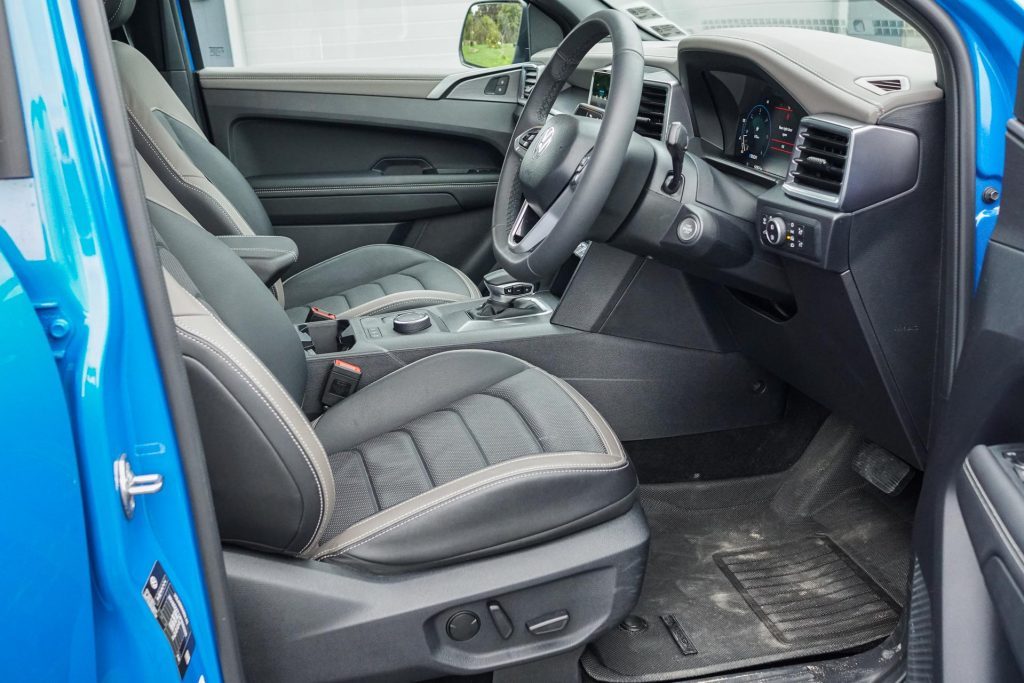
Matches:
[105,0,137,30]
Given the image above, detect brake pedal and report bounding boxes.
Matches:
[853,442,913,495]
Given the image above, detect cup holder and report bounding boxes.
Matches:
[297,319,356,355]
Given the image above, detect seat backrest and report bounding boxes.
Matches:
[140,153,333,557]
[109,0,273,238]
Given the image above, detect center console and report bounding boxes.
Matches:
[295,289,566,415]
[291,246,789,444]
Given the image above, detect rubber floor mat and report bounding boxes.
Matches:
[582,480,911,682]
[714,536,900,646]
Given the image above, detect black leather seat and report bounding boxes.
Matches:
[141,153,639,570]
[106,0,480,321]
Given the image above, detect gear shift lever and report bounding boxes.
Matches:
[662,121,689,194]
[473,270,539,319]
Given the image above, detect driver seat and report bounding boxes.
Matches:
[105,0,480,322]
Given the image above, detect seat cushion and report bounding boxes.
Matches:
[311,350,637,570]
[282,244,479,322]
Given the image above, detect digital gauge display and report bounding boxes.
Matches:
[590,71,612,109]
[734,95,797,176]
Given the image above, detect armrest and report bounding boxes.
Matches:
[217,235,298,287]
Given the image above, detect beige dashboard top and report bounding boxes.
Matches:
[535,27,942,123]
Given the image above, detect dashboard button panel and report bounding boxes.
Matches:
[759,211,819,260]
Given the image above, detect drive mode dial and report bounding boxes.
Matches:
[763,216,788,246]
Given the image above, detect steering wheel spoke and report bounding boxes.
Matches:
[509,184,574,254]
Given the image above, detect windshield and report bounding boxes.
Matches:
[603,0,931,52]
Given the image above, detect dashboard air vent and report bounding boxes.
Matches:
[791,124,849,197]
[521,65,539,100]
[784,115,920,212]
[635,83,668,139]
[855,76,909,96]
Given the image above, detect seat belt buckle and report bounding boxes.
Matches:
[306,306,337,323]
[322,359,362,407]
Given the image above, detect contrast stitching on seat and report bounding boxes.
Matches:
[177,327,327,553]
[317,450,606,536]
[315,462,629,560]
[107,0,125,21]
[129,112,248,236]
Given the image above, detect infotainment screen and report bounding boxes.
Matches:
[590,71,612,109]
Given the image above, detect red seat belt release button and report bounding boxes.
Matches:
[321,359,362,407]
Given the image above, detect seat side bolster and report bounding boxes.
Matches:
[452,265,481,298]
[311,451,636,565]
[165,273,335,555]
[545,372,624,459]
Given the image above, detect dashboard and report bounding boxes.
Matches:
[573,62,805,182]
[537,28,945,467]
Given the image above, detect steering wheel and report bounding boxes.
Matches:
[492,10,645,281]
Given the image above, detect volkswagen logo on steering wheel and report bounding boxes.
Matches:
[535,127,556,156]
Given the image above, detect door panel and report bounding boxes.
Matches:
[912,54,1024,682]
[198,68,527,281]
[958,444,1024,673]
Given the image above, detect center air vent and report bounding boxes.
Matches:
[790,124,850,197]
[521,65,539,100]
[636,83,668,139]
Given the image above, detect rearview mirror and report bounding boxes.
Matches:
[459,1,525,68]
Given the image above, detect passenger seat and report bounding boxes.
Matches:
[105,0,480,322]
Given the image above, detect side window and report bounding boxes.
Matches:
[188,0,528,71]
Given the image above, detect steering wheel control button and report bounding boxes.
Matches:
[393,311,431,334]
[677,215,702,243]
[571,152,592,189]
[517,126,541,151]
[446,611,481,642]
[526,610,570,636]
[487,601,514,640]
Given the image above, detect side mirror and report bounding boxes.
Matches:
[459,1,526,68]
